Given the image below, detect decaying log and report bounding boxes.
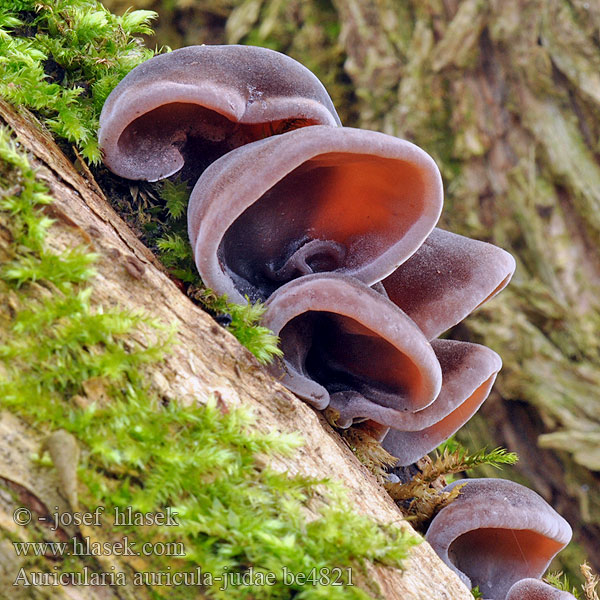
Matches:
[0,100,472,598]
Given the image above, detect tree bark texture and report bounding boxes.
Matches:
[0,100,473,598]
[103,0,600,570]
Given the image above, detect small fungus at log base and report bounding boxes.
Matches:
[188,125,443,303]
[380,339,502,466]
[381,228,516,341]
[506,578,577,600]
[260,272,442,414]
[425,478,572,600]
[98,45,341,182]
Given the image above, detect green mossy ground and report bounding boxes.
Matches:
[0,2,419,598]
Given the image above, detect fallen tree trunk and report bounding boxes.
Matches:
[0,100,471,598]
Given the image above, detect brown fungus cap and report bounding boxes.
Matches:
[189,126,443,303]
[380,339,501,466]
[98,45,340,181]
[260,273,442,416]
[382,228,516,341]
[426,478,572,600]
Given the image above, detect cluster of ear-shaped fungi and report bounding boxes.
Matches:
[426,479,575,600]
[99,44,576,600]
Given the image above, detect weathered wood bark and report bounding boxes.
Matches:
[104,0,600,572]
[0,101,472,598]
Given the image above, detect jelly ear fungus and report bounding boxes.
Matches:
[98,45,341,182]
[97,51,579,599]
[188,125,443,304]
[425,478,572,600]
[377,228,515,464]
[260,273,442,414]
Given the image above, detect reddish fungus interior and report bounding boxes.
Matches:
[219,153,427,301]
[280,311,426,412]
[429,376,494,436]
[117,102,318,180]
[448,528,565,599]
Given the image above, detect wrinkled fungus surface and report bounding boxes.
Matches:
[189,126,443,303]
[98,45,340,181]
[426,479,572,600]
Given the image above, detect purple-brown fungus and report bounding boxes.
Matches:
[260,273,502,462]
[98,45,340,181]
[506,579,577,600]
[425,478,572,600]
[381,228,516,341]
[98,43,515,472]
[188,125,443,303]
[380,340,502,466]
[260,273,442,414]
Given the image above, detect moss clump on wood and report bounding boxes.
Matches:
[383,438,518,529]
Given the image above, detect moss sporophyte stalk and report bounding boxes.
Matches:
[0,2,420,598]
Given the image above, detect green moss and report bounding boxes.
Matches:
[544,571,582,599]
[0,0,155,162]
[0,107,417,599]
[435,437,519,475]
[192,288,283,365]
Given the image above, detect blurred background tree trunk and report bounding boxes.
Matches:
[105,0,600,574]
